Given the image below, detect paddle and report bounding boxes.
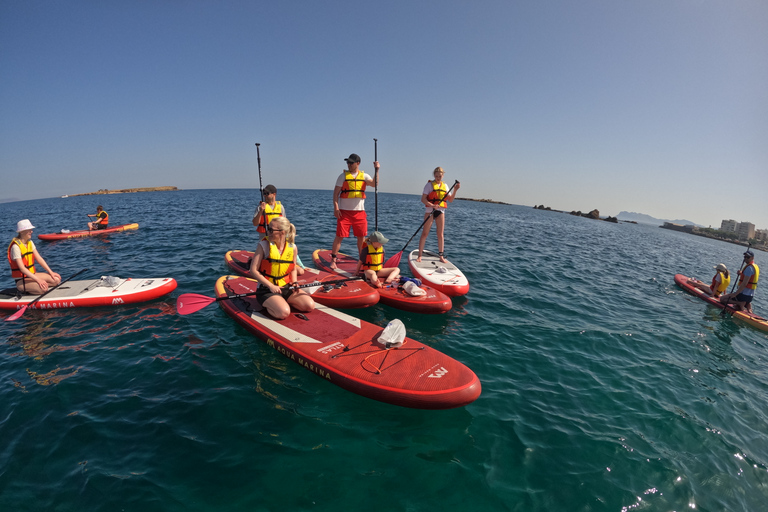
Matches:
[721,243,750,317]
[383,180,459,268]
[373,138,378,231]
[5,268,89,321]
[255,142,268,235]
[176,277,364,315]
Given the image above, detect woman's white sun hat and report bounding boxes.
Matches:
[16,219,35,232]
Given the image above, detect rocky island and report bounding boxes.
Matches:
[68,186,178,197]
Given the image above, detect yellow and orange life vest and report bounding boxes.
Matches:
[427,180,448,208]
[739,263,759,290]
[258,242,295,286]
[97,210,109,225]
[7,238,35,281]
[256,201,284,234]
[361,244,384,271]
[340,171,366,199]
[711,271,730,296]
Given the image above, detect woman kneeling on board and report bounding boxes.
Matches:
[687,263,730,298]
[7,219,61,294]
[249,217,314,319]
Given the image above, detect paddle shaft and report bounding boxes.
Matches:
[374,138,378,231]
[255,142,268,234]
[5,268,89,321]
[220,277,364,302]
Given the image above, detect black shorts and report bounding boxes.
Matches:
[256,284,295,306]
[93,223,108,230]
[735,293,754,304]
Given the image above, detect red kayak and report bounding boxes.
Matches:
[215,275,480,409]
[312,249,452,314]
[224,250,379,309]
[674,273,768,333]
[38,223,139,240]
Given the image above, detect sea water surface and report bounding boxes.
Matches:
[1,189,767,511]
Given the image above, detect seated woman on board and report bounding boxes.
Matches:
[688,263,730,298]
[249,217,314,319]
[7,219,61,295]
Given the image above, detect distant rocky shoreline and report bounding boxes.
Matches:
[533,204,620,223]
[455,197,511,205]
[68,186,178,197]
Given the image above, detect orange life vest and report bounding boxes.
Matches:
[7,238,36,281]
[97,210,109,225]
[427,180,448,208]
[258,241,295,286]
[340,171,366,199]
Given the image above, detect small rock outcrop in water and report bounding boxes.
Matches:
[69,186,178,197]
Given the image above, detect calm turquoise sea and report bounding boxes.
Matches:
[1,189,767,511]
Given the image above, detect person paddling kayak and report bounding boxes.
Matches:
[720,250,759,314]
[87,205,108,230]
[249,217,314,319]
[7,219,61,294]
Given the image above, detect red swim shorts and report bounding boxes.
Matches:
[336,210,368,237]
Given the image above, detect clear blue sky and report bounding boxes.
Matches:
[2,1,767,229]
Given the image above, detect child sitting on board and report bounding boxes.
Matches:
[355,231,400,288]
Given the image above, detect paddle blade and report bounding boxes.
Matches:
[176,293,217,315]
[384,251,402,268]
[4,305,28,322]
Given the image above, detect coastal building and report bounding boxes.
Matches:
[737,222,755,241]
[720,219,737,232]
[756,229,768,243]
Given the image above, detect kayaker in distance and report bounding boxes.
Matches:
[720,250,759,314]
[249,217,314,319]
[416,167,460,263]
[252,185,285,239]
[355,231,400,288]
[87,205,108,230]
[687,263,730,298]
[7,219,61,294]
[330,153,379,270]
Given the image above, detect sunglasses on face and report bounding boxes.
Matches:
[268,227,284,234]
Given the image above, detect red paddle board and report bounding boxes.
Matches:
[0,277,177,312]
[37,223,139,240]
[215,275,480,409]
[674,273,768,333]
[224,250,379,309]
[312,249,452,314]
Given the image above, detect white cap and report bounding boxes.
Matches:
[16,219,35,232]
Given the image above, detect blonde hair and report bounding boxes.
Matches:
[433,167,445,177]
[269,216,297,244]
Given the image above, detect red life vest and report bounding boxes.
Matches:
[7,238,36,281]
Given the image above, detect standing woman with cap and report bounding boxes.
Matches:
[7,219,61,294]
[720,250,760,314]
[416,167,460,263]
[687,263,731,298]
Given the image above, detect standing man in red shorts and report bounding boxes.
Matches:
[330,153,380,269]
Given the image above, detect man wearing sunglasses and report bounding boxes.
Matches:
[330,153,380,269]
